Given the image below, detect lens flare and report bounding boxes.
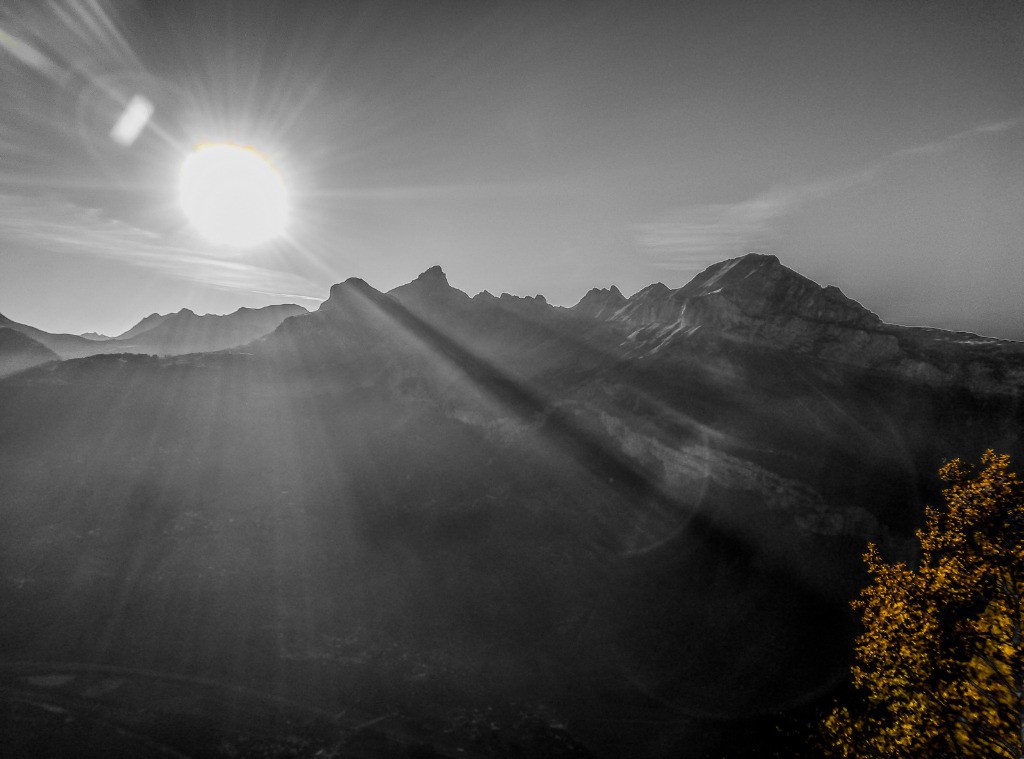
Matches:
[110,94,153,146]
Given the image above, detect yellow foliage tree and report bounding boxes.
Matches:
[822,450,1024,758]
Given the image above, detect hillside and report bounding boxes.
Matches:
[0,326,60,378]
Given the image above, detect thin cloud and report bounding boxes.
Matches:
[637,116,1024,270]
[309,176,587,201]
[636,178,850,270]
[889,117,1022,160]
[0,194,324,302]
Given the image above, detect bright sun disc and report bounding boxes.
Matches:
[178,143,288,248]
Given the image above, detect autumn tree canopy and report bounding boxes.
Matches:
[822,450,1024,758]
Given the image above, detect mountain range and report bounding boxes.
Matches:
[0,302,305,369]
[0,253,1021,757]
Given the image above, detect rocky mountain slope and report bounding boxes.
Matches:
[572,253,1024,394]
[0,254,1020,757]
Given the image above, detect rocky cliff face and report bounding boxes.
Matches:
[564,253,1024,396]
[673,253,881,328]
[580,254,880,337]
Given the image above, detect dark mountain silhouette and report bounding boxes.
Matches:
[113,303,307,355]
[389,264,472,313]
[0,313,109,359]
[0,254,1020,757]
[0,325,59,377]
[0,303,306,358]
[572,285,627,320]
[114,310,172,340]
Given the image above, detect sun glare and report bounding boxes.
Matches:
[178,143,288,248]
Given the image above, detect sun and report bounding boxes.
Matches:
[178,143,289,248]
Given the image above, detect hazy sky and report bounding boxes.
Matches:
[0,0,1022,338]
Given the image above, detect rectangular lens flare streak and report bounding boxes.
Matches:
[109,94,154,146]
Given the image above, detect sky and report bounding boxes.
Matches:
[0,0,1022,339]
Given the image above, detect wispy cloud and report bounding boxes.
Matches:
[0,194,324,303]
[888,117,1021,160]
[637,116,1024,270]
[636,180,839,271]
[309,176,587,201]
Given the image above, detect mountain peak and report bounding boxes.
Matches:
[388,266,469,314]
[324,277,378,302]
[580,253,883,345]
[314,278,390,323]
[631,282,670,300]
[671,253,881,331]
[740,252,779,265]
[609,282,677,325]
[415,265,448,284]
[572,285,627,319]
[676,253,783,295]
